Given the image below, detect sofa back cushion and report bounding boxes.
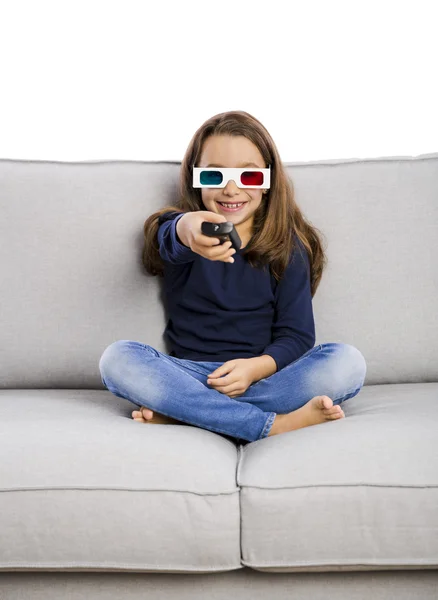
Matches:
[1,154,437,388]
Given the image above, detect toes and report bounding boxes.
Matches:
[316,395,333,409]
[132,410,149,422]
[132,410,147,418]
[141,407,154,419]
[321,401,345,417]
[323,405,342,415]
[327,408,345,419]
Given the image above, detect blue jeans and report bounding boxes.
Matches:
[98,341,366,444]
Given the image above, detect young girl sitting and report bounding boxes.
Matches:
[99,110,367,443]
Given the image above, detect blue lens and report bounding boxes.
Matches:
[200,170,223,185]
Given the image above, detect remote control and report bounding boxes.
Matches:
[201,221,242,250]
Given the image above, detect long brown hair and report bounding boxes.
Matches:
[142,110,327,297]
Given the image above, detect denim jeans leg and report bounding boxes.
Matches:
[234,343,367,417]
[98,340,276,443]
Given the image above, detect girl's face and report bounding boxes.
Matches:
[197,134,268,242]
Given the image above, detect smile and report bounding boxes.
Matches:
[216,201,247,212]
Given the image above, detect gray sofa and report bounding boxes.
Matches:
[0,153,437,599]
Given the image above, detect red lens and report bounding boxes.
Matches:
[240,171,264,186]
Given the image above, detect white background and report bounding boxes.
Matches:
[0,0,436,162]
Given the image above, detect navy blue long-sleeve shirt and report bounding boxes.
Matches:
[156,212,316,372]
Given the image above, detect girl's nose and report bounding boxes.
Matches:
[223,180,240,193]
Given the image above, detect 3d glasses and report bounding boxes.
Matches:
[193,166,270,189]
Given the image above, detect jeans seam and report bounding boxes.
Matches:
[260,411,276,439]
[336,383,364,404]
[166,356,211,377]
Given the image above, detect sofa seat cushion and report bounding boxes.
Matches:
[0,390,242,573]
[238,383,438,572]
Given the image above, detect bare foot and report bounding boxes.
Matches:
[131,407,181,425]
[268,395,344,437]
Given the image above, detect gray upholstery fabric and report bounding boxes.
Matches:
[0,154,437,597]
[239,383,438,571]
[0,390,241,573]
[1,155,437,388]
[1,570,438,600]
[0,384,436,574]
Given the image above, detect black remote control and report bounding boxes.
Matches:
[201,221,242,250]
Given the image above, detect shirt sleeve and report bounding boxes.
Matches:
[262,237,316,372]
[157,212,199,264]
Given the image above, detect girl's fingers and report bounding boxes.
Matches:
[220,387,240,396]
[209,381,225,389]
[210,240,236,262]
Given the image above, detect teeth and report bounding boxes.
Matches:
[219,202,244,208]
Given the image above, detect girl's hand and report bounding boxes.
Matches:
[206,359,255,398]
[177,211,237,264]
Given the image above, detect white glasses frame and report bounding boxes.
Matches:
[193,166,271,189]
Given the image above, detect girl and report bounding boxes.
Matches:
[99,110,366,444]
